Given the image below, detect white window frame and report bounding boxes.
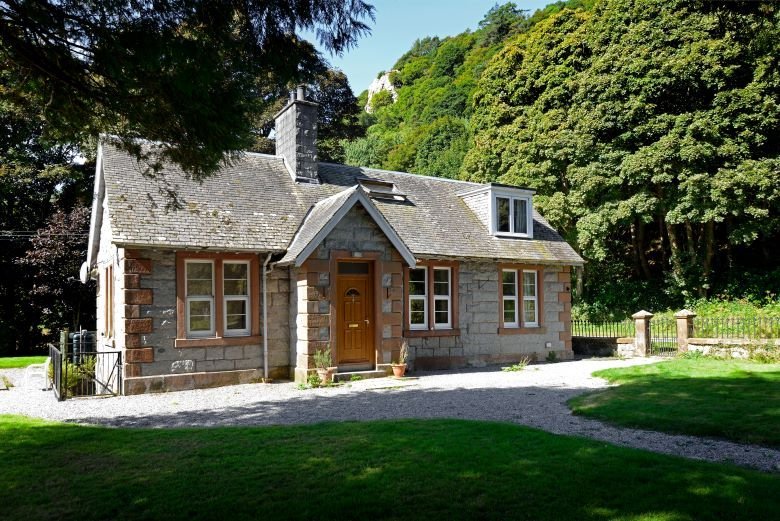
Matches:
[432,267,452,330]
[489,187,534,239]
[502,269,519,328]
[409,268,428,330]
[185,260,215,338]
[223,261,251,337]
[522,270,539,328]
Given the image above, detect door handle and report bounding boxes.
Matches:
[364,319,370,325]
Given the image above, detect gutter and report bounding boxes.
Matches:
[262,253,273,381]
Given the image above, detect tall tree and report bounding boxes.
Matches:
[464,0,780,309]
[0,0,374,179]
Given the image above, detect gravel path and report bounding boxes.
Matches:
[2,357,779,473]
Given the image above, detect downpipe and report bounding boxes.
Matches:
[262,253,273,381]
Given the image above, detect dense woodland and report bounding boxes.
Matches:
[345,0,780,319]
[0,0,778,355]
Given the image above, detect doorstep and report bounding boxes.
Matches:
[332,369,388,383]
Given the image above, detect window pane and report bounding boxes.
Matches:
[188,300,212,332]
[338,262,369,274]
[523,271,537,297]
[410,297,425,326]
[409,268,426,296]
[434,299,449,325]
[502,270,516,296]
[223,263,248,279]
[224,280,248,296]
[189,300,211,316]
[186,263,213,296]
[226,300,246,315]
[226,313,247,330]
[187,262,212,280]
[524,300,537,324]
[223,263,248,296]
[496,197,510,232]
[514,199,528,234]
[433,269,449,296]
[189,316,211,331]
[503,299,516,324]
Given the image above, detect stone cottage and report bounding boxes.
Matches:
[84,88,583,394]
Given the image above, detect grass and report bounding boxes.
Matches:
[2,415,779,520]
[570,359,780,447]
[0,356,46,369]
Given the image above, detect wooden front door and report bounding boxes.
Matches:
[336,261,374,367]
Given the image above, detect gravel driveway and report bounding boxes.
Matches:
[2,357,779,473]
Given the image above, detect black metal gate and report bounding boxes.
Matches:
[650,319,678,356]
[48,332,122,400]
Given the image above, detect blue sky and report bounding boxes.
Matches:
[312,0,551,93]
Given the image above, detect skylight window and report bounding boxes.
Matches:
[358,178,407,201]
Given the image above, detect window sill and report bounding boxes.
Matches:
[498,326,546,335]
[404,328,461,338]
[493,232,532,239]
[175,335,261,348]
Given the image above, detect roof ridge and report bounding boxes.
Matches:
[319,161,483,187]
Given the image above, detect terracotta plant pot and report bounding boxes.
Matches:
[316,368,334,384]
[391,363,407,378]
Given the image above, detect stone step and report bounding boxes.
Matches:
[332,369,388,383]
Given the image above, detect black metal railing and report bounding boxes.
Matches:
[49,343,64,401]
[572,320,634,338]
[694,316,780,340]
[49,330,122,400]
[650,319,678,356]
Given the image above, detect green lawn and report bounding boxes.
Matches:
[2,415,779,520]
[570,359,780,446]
[0,356,46,369]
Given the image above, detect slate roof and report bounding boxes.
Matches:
[99,143,583,265]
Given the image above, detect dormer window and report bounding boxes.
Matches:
[490,185,534,238]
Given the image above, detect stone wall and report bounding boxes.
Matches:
[275,99,318,182]
[409,263,573,370]
[120,249,290,394]
[292,203,404,382]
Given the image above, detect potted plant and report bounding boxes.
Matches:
[391,340,409,378]
[313,346,335,385]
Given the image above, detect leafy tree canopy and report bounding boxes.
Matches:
[464,0,780,308]
[343,1,584,179]
[0,0,374,179]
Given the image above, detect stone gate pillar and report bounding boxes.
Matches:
[632,310,654,357]
[674,309,696,354]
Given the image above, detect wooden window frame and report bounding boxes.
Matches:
[404,260,460,338]
[185,259,216,338]
[501,269,519,328]
[175,252,261,348]
[408,267,428,330]
[432,267,452,329]
[222,260,251,337]
[498,264,545,335]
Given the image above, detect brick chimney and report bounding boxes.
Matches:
[274,85,319,184]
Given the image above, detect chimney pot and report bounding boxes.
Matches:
[297,85,306,101]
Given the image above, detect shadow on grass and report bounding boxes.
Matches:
[2,414,780,521]
[570,362,780,447]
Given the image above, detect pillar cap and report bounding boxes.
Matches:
[674,309,697,318]
[632,310,654,319]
